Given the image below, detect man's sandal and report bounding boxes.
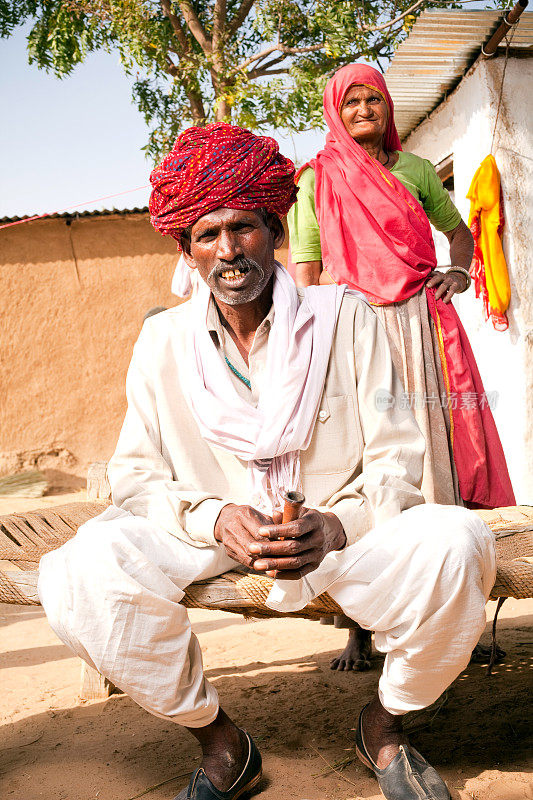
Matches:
[355,705,451,800]
[173,731,262,800]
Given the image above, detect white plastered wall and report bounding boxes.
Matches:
[403,55,533,502]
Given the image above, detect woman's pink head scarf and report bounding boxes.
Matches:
[311,63,437,304]
[323,63,402,153]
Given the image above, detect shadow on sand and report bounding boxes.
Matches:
[1,617,531,800]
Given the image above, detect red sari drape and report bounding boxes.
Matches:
[309,63,514,508]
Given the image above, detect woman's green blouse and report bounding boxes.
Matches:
[287,150,462,263]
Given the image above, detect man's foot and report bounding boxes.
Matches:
[355,694,450,799]
[330,625,372,671]
[174,730,262,800]
[470,642,506,664]
[358,694,408,769]
[184,709,259,793]
[200,727,249,791]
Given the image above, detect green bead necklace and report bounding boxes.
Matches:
[224,355,251,390]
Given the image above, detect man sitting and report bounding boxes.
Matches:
[38,123,496,800]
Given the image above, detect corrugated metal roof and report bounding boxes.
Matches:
[386,9,533,140]
[0,206,149,226]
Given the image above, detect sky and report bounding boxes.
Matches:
[0,25,325,220]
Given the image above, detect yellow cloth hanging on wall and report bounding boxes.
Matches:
[467,154,511,331]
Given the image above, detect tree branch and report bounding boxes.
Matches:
[234,0,455,76]
[159,1,206,123]
[189,93,207,123]
[160,0,189,53]
[235,41,324,73]
[251,52,287,72]
[247,66,289,79]
[361,0,464,32]
[361,0,426,31]
[236,44,276,72]
[177,1,212,53]
[227,0,256,38]
[164,55,179,75]
[213,0,227,50]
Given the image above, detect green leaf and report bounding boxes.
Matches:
[0,0,499,161]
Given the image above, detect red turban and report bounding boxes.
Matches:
[149,122,298,244]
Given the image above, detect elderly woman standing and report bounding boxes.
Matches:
[288,63,514,670]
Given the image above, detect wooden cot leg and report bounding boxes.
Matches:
[334,614,357,629]
[80,661,119,700]
[319,614,357,626]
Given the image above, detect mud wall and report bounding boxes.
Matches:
[1,211,289,484]
[0,212,179,482]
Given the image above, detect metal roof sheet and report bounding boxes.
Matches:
[0,206,149,226]
[385,8,533,140]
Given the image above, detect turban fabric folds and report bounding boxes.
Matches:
[149,122,298,244]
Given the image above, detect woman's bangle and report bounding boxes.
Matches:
[447,266,471,292]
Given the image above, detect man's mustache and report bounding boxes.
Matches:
[208,256,264,283]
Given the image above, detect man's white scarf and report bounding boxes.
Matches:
[183,263,346,513]
[172,254,195,298]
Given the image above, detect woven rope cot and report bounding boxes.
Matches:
[1,503,532,617]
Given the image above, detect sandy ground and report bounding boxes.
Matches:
[1,494,532,800]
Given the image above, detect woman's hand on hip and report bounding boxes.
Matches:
[426,270,467,303]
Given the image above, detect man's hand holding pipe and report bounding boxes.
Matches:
[214,504,276,569]
[254,508,346,579]
[215,505,346,580]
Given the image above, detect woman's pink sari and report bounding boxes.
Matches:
[310,63,514,507]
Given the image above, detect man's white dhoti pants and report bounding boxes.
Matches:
[38,504,495,726]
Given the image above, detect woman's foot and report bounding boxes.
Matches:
[470,641,506,664]
[330,625,372,671]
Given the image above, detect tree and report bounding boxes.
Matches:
[0,1,487,160]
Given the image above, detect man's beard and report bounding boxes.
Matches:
[207,256,269,306]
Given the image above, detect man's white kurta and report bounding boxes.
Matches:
[108,292,426,549]
[38,288,496,726]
